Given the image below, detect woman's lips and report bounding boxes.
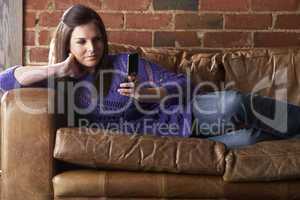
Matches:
[86,56,98,61]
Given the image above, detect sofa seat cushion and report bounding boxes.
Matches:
[52,170,225,198]
[53,170,300,199]
[224,138,300,182]
[53,127,226,175]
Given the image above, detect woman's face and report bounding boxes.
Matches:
[69,22,104,72]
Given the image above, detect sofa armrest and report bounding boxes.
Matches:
[1,88,56,200]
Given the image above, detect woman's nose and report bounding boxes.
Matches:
[86,41,95,52]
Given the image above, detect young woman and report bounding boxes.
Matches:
[0,4,191,137]
[0,4,299,148]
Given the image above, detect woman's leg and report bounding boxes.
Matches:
[192,90,244,137]
[192,90,300,138]
[238,93,300,138]
[208,128,278,149]
[191,90,300,148]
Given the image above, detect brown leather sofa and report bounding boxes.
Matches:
[1,44,300,200]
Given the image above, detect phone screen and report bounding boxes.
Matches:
[128,53,139,76]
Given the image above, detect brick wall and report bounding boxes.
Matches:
[24,0,300,65]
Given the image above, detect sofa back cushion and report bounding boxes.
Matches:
[223,49,300,106]
[53,127,226,175]
[109,43,182,73]
[109,44,300,104]
[109,43,225,93]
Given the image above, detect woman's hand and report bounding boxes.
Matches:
[118,75,167,103]
[118,75,139,98]
[54,54,86,78]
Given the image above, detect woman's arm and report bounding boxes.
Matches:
[118,58,188,104]
[14,64,59,86]
[0,54,84,92]
[118,77,168,103]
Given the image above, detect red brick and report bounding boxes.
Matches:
[54,0,101,10]
[153,0,198,11]
[275,15,300,29]
[25,31,35,46]
[108,31,152,47]
[175,14,223,29]
[24,12,37,28]
[102,0,151,11]
[25,0,52,10]
[39,11,63,27]
[39,30,53,45]
[251,0,300,11]
[126,14,172,29]
[154,32,201,47]
[225,14,272,29]
[200,0,249,11]
[254,32,300,47]
[29,48,49,63]
[203,32,252,48]
[98,12,124,29]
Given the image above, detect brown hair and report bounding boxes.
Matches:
[49,4,113,128]
[49,4,112,96]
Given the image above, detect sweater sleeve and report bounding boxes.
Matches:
[160,69,187,96]
[0,66,22,93]
[0,66,48,94]
[146,60,190,103]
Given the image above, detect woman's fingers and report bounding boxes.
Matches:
[118,81,135,95]
[55,53,83,78]
[118,76,140,97]
[66,54,86,78]
[64,53,74,66]
[119,82,135,88]
[118,84,137,97]
[118,88,134,94]
[127,75,136,82]
[62,54,74,70]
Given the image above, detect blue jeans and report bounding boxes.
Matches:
[191,90,300,149]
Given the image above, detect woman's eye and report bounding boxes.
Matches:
[95,37,103,42]
[76,40,86,44]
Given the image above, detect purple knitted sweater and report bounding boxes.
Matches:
[0,53,192,137]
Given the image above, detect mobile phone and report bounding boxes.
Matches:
[127,53,139,77]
